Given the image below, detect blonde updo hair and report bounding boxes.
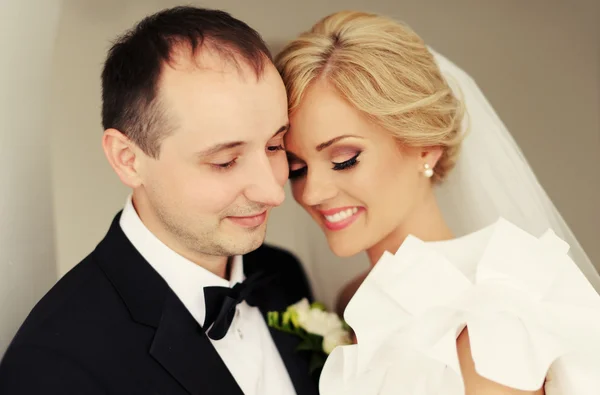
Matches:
[275,11,465,182]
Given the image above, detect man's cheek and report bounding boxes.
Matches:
[191,184,240,213]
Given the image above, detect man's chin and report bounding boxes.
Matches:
[221,224,267,255]
[237,237,264,255]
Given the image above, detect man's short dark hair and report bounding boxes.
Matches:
[101,6,273,158]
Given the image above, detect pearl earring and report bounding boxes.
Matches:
[423,163,434,178]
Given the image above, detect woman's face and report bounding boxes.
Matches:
[285,81,434,257]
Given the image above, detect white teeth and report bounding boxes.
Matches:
[324,207,359,223]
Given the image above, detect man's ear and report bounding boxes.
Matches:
[102,128,144,188]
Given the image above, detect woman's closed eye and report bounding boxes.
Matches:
[289,162,307,179]
[332,151,361,171]
[288,151,362,180]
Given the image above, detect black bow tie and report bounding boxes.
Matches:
[202,271,273,340]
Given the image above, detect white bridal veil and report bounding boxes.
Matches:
[430,49,600,292]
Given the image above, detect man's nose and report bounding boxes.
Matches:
[243,155,286,207]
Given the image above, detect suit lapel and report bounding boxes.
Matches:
[244,250,319,395]
[94,213,243,395]
[264,308,320,395]
[150,291,243,395]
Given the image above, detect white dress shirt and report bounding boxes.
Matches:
[119,195,296,395]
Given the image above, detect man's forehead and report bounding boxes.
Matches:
[155,45,286,148]
[162,42,263,81]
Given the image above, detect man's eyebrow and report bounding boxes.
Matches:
[194,124,288,158]
[195,141,245,158]
[273,123,289,137]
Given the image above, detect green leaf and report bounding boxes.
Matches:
[282,311,291,326]
[267,312,278,327]
[308,352,326,374]
[306,333,324,349]
[310,301,327,311]
[268,312,306,337]
[296,338,318,352]
[287,307,300,328]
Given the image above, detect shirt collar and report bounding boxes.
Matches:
[119,194,244,326]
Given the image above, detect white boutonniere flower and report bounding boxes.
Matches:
[268,298,352,375]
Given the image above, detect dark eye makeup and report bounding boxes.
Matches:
[332,152,360,170]
[288,151,361,180]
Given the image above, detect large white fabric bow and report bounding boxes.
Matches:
[320,218,600,395]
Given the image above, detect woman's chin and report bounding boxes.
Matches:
[326,237,365,258]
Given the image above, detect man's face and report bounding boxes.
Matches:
[134,48,289,260]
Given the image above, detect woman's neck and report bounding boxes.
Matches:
[366,192,454,266]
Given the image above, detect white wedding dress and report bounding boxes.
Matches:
[319,218,600,394]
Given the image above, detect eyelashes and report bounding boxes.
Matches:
[288,151,361,180]
[332,151,360,170]
[288,166,307,179]
[212,159,237,171]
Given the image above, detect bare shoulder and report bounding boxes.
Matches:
[335,270,370,317]
[457,328,545,395]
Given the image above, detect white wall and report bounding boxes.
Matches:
[50,0,600,308]
[0,1,62,355]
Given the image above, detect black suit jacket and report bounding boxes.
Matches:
[0,213,319,395]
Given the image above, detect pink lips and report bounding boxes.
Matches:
[227,211,267,228]
[318,206,364,231]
